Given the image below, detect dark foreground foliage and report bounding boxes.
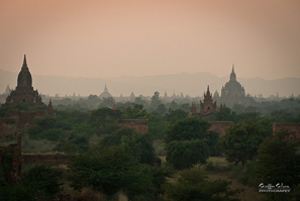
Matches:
[164,167,242,201]
[166,140,210,169]
[68,145,170,200]
[165,117,222,169]
[221,120,271,165]
[256,131,300,188]
[0,165,62,201]
[100,127,156,165]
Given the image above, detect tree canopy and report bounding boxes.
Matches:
[164,167,242,201]
[166,140,210,169]
[221,120,271,165]
[99,127,156,165]
[68,145,158,199]
[164,117,211,144]
[256,131,300,187]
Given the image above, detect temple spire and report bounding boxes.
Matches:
[104,84,108,92]
[17,54,32,88]
[22,54,28,69]
[230,64,236,81]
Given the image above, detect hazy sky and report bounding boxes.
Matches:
[1,0,300,80]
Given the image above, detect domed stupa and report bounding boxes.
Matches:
[219,65,251,107]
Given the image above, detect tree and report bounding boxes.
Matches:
[115,101,132,111]
[22,165,63,199]
[0,165,63,201]
[141,164,174,198]
[68,146,156,199]
[27,117,65,141]
[270,109,294,122]
[134,97,147,105]
[256,118,273,136]
[180,103,190,112]
[152,103,167,116]
[98,97,115,108]
[232,104,245,114]
[165,108,188,123]
[99,127,156,165]
[34,116,57,130]
[122,103,149,119]
[165,117,211,144]
[214,107,236,121]
[164,167,242,201]
[244,105,257,113]
[148,116,170,139]
[170,100,178,110]
[256,131,300,188]
[53,132,90,153]
[88,108,121,134]
[87,94,99,102]
[165,117,221,157]
[150,91,162,108]
[166,140,210,169]
[221,120,270,165]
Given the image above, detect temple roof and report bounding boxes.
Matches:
[17,55,32,89]
[99,85,112,98]
[230,64,236,81]
[4,84,11,95]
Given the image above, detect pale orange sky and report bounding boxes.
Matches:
[1,0,300,79]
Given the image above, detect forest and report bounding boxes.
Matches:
[0,92,300,201]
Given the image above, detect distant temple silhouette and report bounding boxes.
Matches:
[99,84,112,99]
[218,65,252,107]
[190,85,217,119]
[1,55,55,139]
[189,65,254,118]
[5,55,44,106]
[4,85,11,96]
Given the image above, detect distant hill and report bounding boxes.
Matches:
[0,69,299,97]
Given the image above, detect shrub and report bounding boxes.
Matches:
[76,187,106,201]
[164,167,242,201]
[204,161,232,173]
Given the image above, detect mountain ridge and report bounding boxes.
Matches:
[0,69,299,97]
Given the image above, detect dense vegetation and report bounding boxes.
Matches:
[0,92,300,200]
[164,167,242,201]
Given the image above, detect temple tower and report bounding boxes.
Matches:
[219,65,248,107]
[200,86,217,119]
[4,55,44,106]
[189,86,217,119]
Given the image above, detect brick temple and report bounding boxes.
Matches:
[4,55,44,106]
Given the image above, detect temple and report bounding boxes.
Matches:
[0,55,55,139]
[4,85,11,96]
[200,86,217,119]
[99,85,113,99]
[4,55,44,106]
[190,85,217,119]
[218,65,250,107]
